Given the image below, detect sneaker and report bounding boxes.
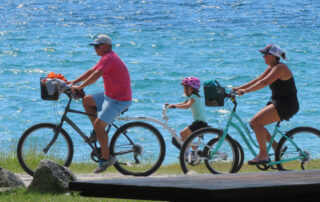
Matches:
[185,150,201,166]
[94,156,116,173]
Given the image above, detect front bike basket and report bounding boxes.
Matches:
[40,77,59,101]
[203,80,226,107]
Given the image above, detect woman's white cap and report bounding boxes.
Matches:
[259,44,284,58]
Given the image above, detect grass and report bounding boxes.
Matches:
[0,188,161,202]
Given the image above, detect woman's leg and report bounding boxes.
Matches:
[250,104,280,160]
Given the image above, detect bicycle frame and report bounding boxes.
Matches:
[46,95,126,152]
[117,105,183,146]
[211,94,304,165]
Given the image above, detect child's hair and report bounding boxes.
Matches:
[185,85,201,97]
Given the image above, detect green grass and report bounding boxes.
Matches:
[0,188,163,202]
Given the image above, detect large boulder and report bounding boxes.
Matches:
[27,159,77,193]
[0,167,25,188]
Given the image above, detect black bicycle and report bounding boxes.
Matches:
[17,89,166,176]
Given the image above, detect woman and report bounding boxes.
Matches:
[233,44,299,165]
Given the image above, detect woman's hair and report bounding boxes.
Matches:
[275,52,286,62]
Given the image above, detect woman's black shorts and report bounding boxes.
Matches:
[267,96,299,121]
[188,121,209,132]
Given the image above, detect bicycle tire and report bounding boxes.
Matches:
[179,127,239,174]
[202,137,244,173]
[232,138,244,173]
[275,127,320,171]
[17,123,74,176]
[110,121,166,176]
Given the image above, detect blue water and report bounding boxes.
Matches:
[1,0,320,164]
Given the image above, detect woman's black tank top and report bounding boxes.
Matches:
[269,76,297,99]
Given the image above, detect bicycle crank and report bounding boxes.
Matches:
[90,147,101,163]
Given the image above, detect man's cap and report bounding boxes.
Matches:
[259,44,284,58]
[89,34,112,45]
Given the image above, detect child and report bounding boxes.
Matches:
[168,77,208,149]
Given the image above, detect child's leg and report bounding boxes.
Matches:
[180,127,192,142]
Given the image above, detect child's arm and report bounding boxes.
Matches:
[169,98,195,109]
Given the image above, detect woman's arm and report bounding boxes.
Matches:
[233,67,272,90]
[239,64,285,94]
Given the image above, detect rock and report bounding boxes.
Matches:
[0,167,25,188]
[27,159,77,193]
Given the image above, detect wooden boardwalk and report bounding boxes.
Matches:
[69,170,320,202]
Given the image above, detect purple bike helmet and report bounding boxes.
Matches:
[180,76,201,90]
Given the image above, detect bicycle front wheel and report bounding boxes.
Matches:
[275,127,320,171]
[110,121,165,176]
[179,127,239,174]
[17,123,74,176]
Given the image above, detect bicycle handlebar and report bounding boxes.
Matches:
[63,86,85,100]
[162,104,169,120]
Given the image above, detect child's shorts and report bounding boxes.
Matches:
[188,121,209,132]
[92,92,131,125]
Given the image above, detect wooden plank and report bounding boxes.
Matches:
[69,170,320,201]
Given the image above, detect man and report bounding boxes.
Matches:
[70,34,132,173]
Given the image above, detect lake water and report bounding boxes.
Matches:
[1,0,320,164]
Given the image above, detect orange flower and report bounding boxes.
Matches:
[46,72,68,82]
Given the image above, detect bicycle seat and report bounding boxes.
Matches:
[121,108,129,115]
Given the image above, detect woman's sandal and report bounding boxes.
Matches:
[248,157,271,165]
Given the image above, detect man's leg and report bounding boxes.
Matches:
[82,95,97,124]
[93,118,110,160]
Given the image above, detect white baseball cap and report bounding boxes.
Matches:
[259,44,284,58]
[89,34,112,45]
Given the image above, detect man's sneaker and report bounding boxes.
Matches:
[94,156,116,173]
[88,130,97,143]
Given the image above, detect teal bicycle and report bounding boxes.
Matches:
[179,91,320,174]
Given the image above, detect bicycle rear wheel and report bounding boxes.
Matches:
[17,123,74,176]
[179,127,239,174]
[110,121,165,176]
[275,127,320,171]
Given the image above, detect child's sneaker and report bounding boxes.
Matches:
[94,156,116,173]
[185,150,201,166]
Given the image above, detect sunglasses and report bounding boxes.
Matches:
[94,44,106,49]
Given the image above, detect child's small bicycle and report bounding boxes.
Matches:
[179,91,320,174]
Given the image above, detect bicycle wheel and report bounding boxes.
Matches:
[110,121,165,176]
[179,127,239,174]
[232,138,244,173]
[17,123,74,176]
[275,127,320,171]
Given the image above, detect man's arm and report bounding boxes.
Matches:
[71,69,103,91]
[69,67,96,85]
